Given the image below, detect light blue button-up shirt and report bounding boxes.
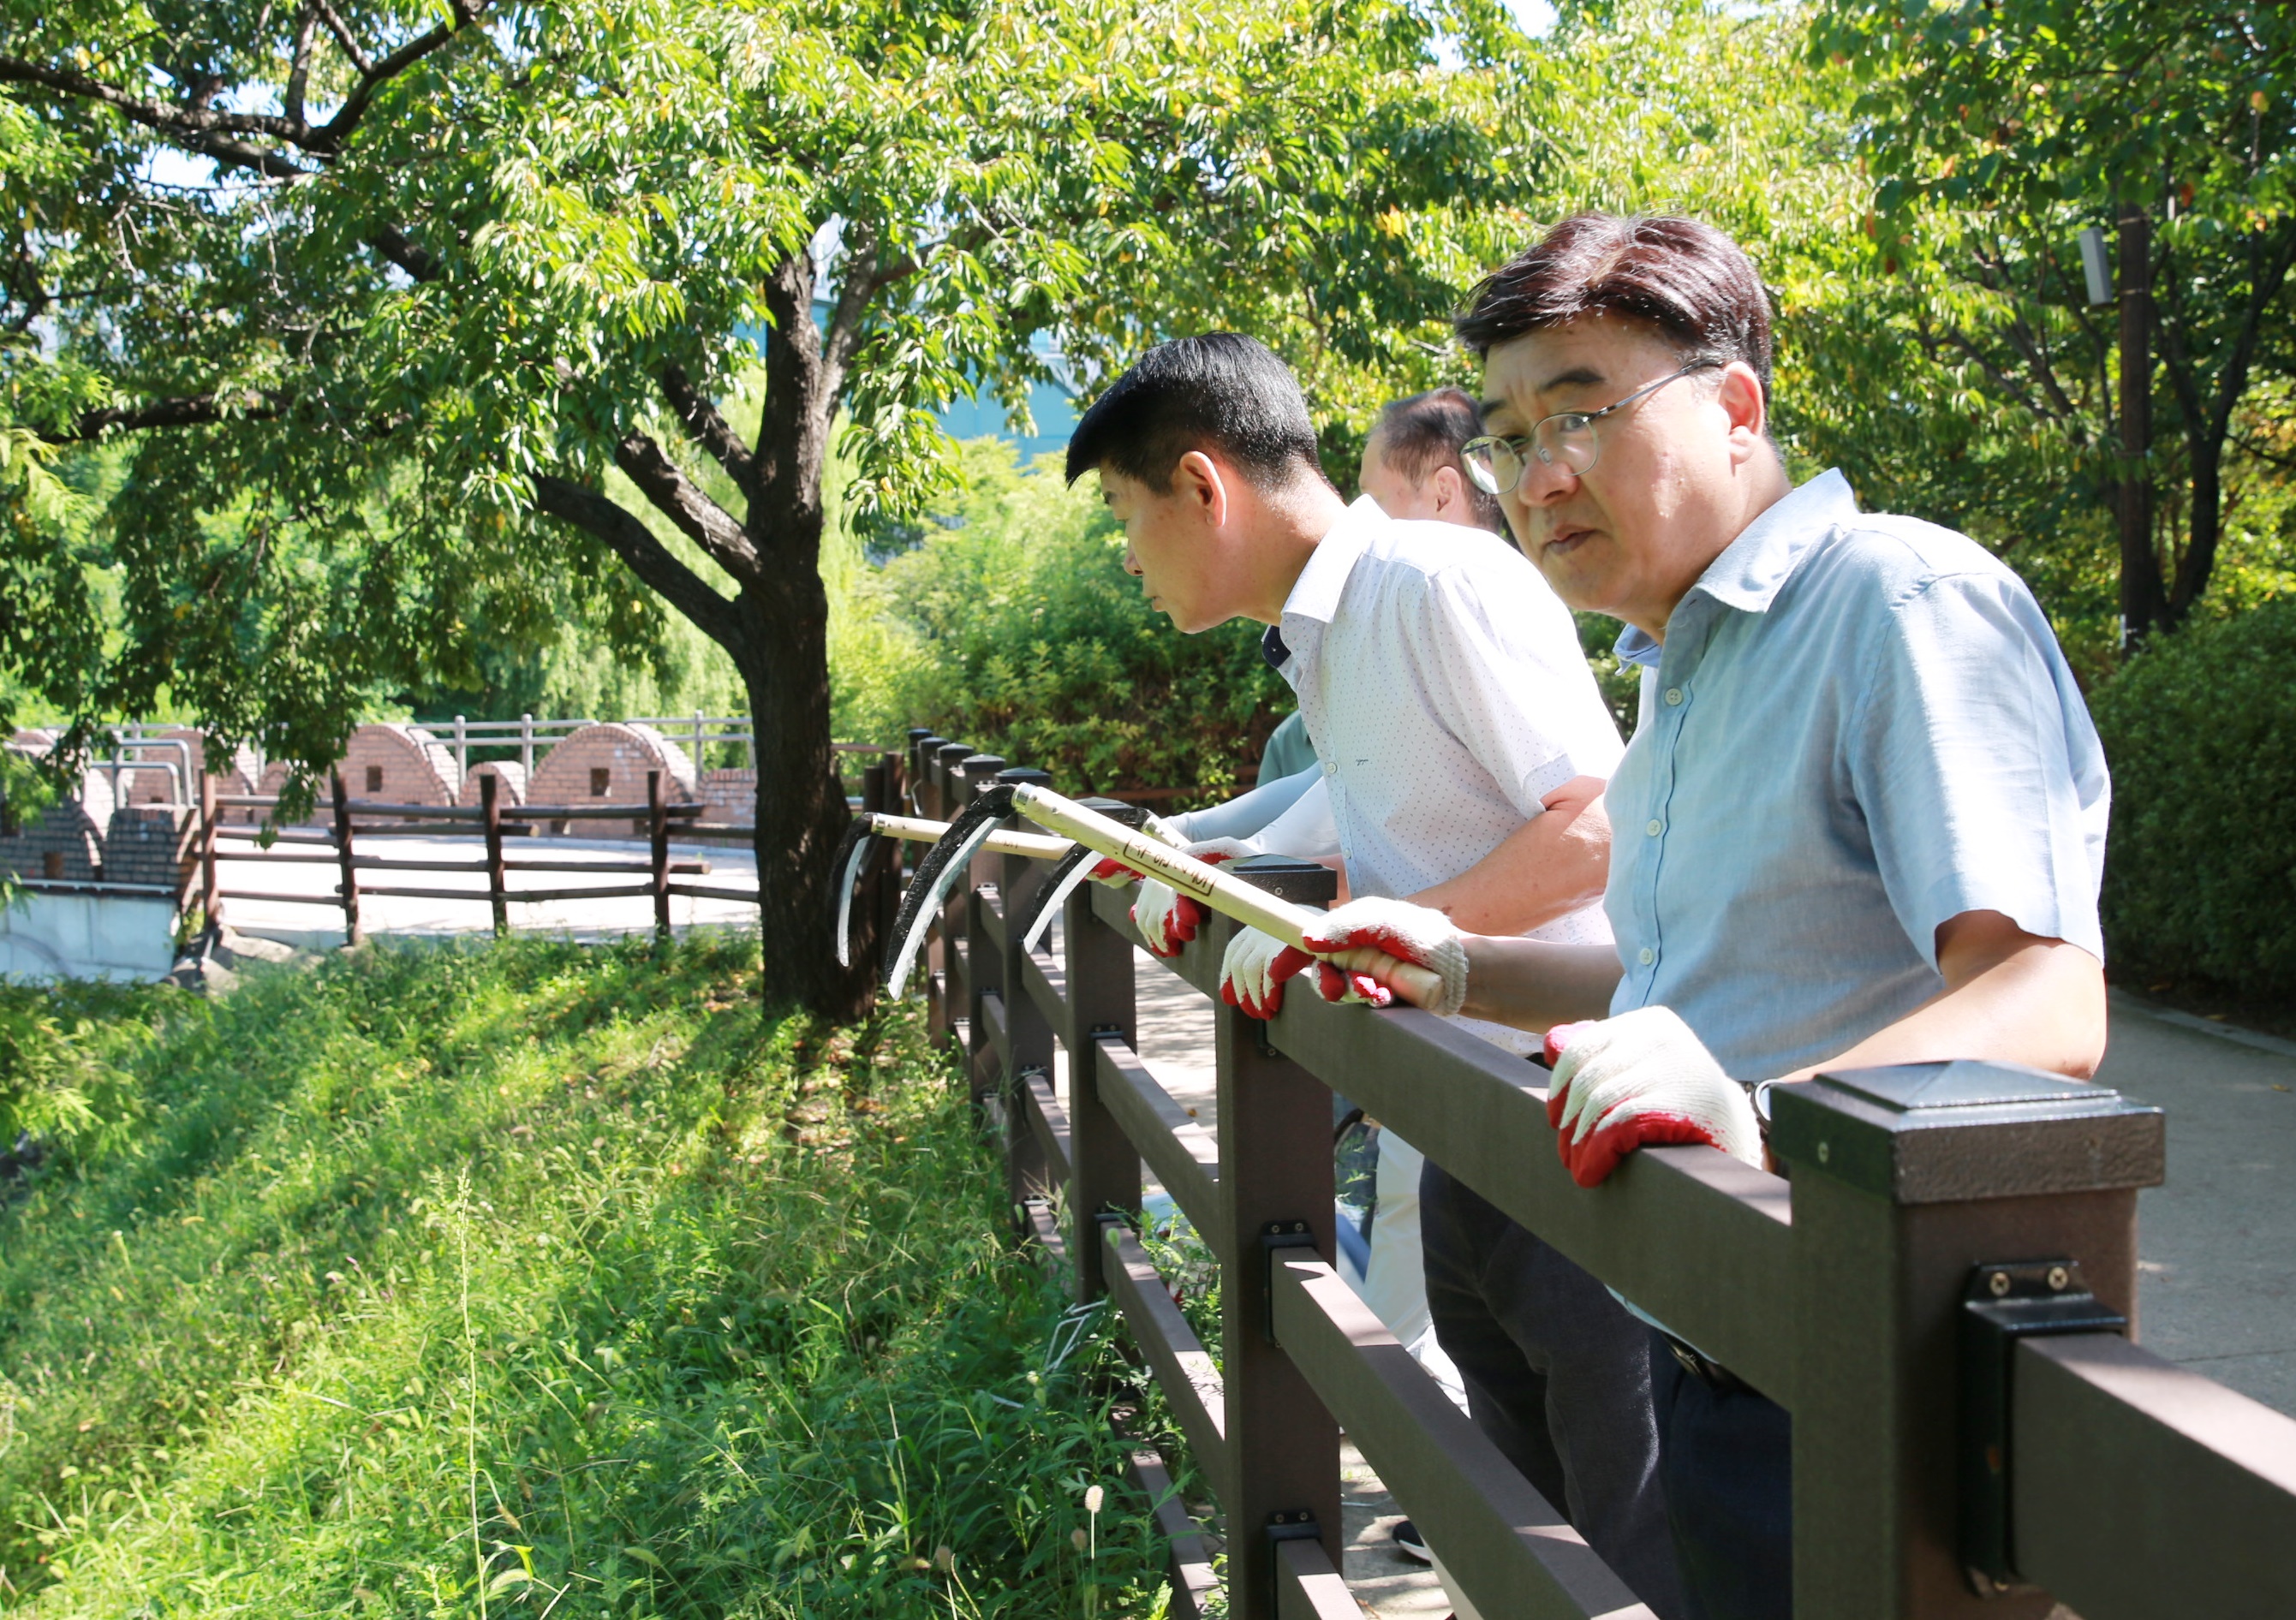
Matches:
[1604,470,2109,1082]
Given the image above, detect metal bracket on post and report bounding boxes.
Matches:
[1264,1510,1322,1617]
[1260,1219,1317,1344]
[1959,1258,2128,1597]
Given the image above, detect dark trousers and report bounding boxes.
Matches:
[1649,1330,1794,1620]
[1421,1161,1688,1618]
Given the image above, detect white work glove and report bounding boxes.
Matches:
[1219,925,1315,1019]
[1297,897,1470,1017]
[1542,1007,1763,1188]
[1087,813,1187,886]
[1131,838,1254,956]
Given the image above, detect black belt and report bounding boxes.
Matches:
[1662,1332,1757,1397]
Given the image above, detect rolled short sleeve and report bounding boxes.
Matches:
[1409,565,1625,813]
[1847,572,2109,968]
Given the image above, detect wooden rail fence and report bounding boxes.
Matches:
[193,763,910,943]
[900,729,2296,1620]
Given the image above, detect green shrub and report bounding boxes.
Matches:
[0,936,1179,1617]
[838,441,1289,805]
[2091,598,2296,1001]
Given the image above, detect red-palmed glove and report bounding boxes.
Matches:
[1220,926,1315,1019]
[1297,897,1469,1017]
[1130,838,1255,956]
[1543,1008,1763,1188]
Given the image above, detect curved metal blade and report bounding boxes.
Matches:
[883,786,1013,997]
[1017,843,1094,955]
[828,814,881,968]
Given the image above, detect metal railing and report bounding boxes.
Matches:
[903,731,2296,1620]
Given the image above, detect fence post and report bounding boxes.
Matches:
[874,753,902,958]
[1202,871,1342,1618]
[481,771,507,937]
[1059,806,1146,1304]
[453,713,468,782]
[647,769,670,944]
[199,769,219,928]
[520,713,534,779]
[1770,1063,2166,1618]
[931,742,974,1045]
[859,759,891,969]
[957,753,1007,1099]
[330,770,361,947]
[990,765,1055,1223]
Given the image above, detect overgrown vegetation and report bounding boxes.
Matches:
[0,936,1178,1617]
[2091,598,2296,1007]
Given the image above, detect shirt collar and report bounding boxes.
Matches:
[1609,469,1858,670]
[1280,495,1384,626]
[1689,468,1858,615]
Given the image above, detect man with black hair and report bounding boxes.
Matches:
[1066,333,1687,1616]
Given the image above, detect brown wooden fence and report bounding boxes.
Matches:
[901,730,2296,1620]
[196,767,804,941]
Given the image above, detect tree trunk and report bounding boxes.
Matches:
[734,545,873,1020]
[2168,437,2223,627]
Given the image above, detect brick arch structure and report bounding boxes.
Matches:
[528,724,697,831]
[463,759,528,806]
[259,723,459,815]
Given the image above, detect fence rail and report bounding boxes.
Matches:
[899,729,2296,1620]
[194,769,847,943]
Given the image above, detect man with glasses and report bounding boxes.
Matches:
[1297,213,2108,1618]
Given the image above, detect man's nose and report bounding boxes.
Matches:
[1121,543,1142,577]
[1514,452,1579,508]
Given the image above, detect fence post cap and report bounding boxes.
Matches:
[995,765,1054,787]
[1770,1060,2164,1206]
[1229,853,1339,908]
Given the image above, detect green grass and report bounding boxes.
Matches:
[0,935,1173,1617]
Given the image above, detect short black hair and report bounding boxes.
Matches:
[1369,386,1505,533]
[1456,212,1773,405]
[1065,332,1325,491]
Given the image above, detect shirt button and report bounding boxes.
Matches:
[1637,947,1655,966]
[1644,819,1662,837]
[1322,760,1336,776]
[1665,687,1684,706]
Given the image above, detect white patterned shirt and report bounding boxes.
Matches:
[1271,496,1624,946]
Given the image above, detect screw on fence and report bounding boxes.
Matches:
[480,771,507,937]
[330,770,361,947]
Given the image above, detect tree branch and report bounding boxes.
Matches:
[284,4,319,128]
[39,392,281,444]
[659,365,756,498]
[533,474,743,652]
[367,223,443,282]
[611,431,764,584]
[313,0,376,74]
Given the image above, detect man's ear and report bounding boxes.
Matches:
[1172,450,1230,528]
[1716,362,1768,462]
[1428,463,1464,515]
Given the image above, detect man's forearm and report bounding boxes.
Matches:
[1412,777,1609,934]
[1774,915,2108,1087]
[1455,937,1624,1029]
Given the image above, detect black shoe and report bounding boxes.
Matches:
[1392,1518,1432,1563]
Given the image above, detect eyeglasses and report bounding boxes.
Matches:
[1463,359,1723,495]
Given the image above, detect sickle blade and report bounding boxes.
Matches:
[883,786,1014,997]
[828,815,882,968]
[1017,843,1094,955]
